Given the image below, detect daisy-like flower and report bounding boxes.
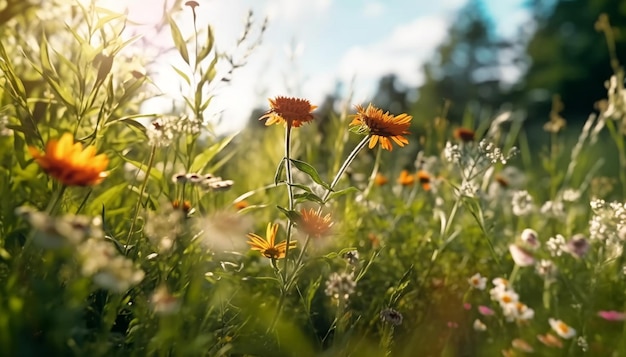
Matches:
[350,103,412,151]
[468,273,487,290]
[29,133,109,186]
[247,223,296,259]
[297,208,333,238]
[495,289,519,307]
[397,170,415,186]
[549,318,576,339]
[259,96,317,128]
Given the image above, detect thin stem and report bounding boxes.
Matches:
[21,184,67,253]
[126,144,157,256]
[282,125,296,278]
[322,135,371,203]
[286,235,312,290]
[362,145,382,199]
[268,125,295,334]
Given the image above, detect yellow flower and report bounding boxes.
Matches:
[298,208,333,238]
[259,96,317,128]
[247,223,295,259]
[350,103,412,151]
[397,170,415,186]
[29,133,109,186]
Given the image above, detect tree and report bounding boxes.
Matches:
[514,0,626,124]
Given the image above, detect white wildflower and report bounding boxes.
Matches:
[546,234,567,257]
[325,272,356,300]
[511,190,534,216]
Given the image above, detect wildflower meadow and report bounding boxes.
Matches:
[2,1,626,356]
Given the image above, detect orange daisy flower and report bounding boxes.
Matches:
[397,170,415,186]
[297,208,333,238]
[416,170,431,191]
[28,133,109,186]
[350,104,412,151]
[259,96,317,128]
[247,223,296,259]
[374,173,388,186]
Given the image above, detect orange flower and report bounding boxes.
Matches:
[374,173,388,186]
[29,133,109,186]
[416,170,431,191]
[397,170,415,186]
[298,208,333,238]
[453,127,476,142]
[172,199,192,214]
[247,223,296,259]
[233,200,249,210]
[259,96,317,128]
[350,104,412,151]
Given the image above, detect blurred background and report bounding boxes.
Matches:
[99,0,625,135]
[4,0,625,134]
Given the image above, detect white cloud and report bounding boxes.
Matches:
[363,1,385,17]
[336,15,448,100]
[265,0,333,23]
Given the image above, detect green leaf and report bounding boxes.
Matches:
[196,25,214,62]
[189,133,237,173]
[304,276,322,313]
[201,53,218,85]
[120,156,164,183]
[172,65,191,86]
[168,15,189,64]
[325,186,359,202]
[289,159,330,189]
[274,158,285,184]
[276,206,301,222]
[294,192,324,205]
[86,182,130,214]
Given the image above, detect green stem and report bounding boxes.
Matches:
[126,144,157,256]
[362,145,382,200]
[322,135,371,203]
[268,125,296,334]
[508,264,520,287]
[282,125,295,278]
[16,184,67,266]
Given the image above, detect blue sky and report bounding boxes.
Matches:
[108,0,529,133]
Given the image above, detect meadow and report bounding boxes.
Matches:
[1,1,626,356]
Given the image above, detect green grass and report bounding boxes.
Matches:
[1,1,626,356]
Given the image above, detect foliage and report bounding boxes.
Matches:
[2,1,626,357]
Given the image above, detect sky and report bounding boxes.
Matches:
[100,0,530,133]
